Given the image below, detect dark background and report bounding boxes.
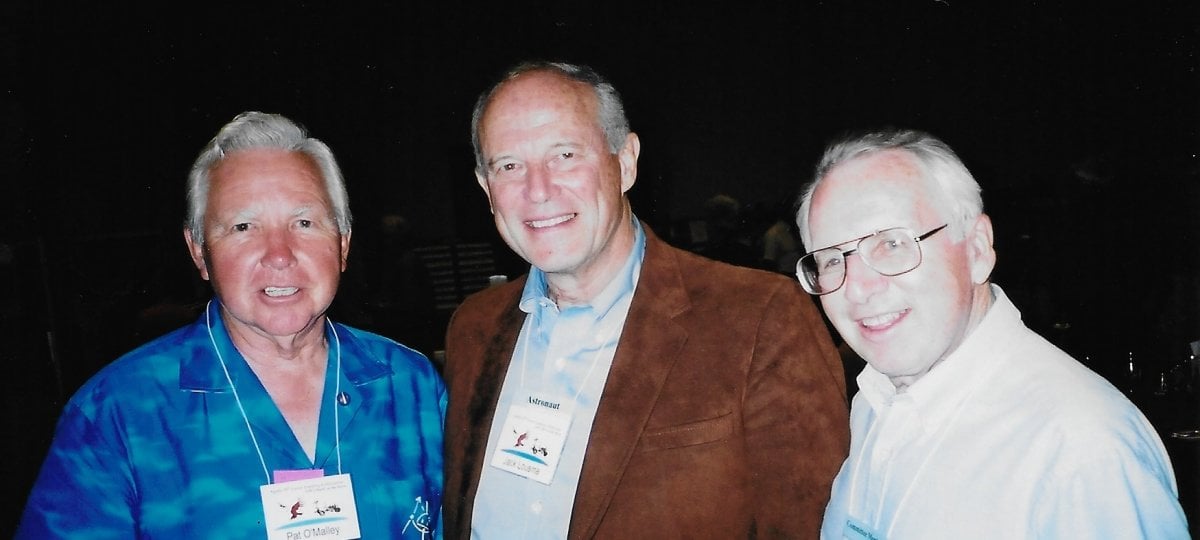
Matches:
[3,1,1199,533]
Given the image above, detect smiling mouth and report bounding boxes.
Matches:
[860,309,907,329]
[526,214,576,229]
[264,286,298,297]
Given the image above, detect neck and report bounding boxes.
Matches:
[224,317,328,367]
[545,222,636,308]
[888,283,995,393]
[224,315,331,463]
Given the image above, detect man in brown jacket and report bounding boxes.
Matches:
[442,60,849,539]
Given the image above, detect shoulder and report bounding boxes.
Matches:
[448,277,525,331]
[999,330,1134,422]
[48,322,205,438]
[458,277,523,309]
[335,323,443,383]
[72,324,202,402]
[655,240,808,304]
[985,331,1172,475]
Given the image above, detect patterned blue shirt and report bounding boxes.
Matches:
[17,300,446,539]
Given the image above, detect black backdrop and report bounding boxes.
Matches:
[3,1,1199,533]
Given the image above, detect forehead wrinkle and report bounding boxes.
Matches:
[811,152,937,246]
[813,230,875,253]
[214,205,260,224]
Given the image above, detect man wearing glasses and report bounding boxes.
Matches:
[796,129,1187,539]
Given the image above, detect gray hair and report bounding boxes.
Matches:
[470,61,630,176]
[185,111,352,245]
[796,128,983,248]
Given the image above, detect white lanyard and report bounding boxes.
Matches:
[517,308,620,410]
[204,301,344,485]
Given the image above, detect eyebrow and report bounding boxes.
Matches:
[485,141,586,170]
[809,229,885,254]
[222,207,260,224]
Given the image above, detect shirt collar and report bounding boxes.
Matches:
[518,217,645,320]
[179,299,390,391]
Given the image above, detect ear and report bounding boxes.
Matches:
[618,132,640,193]
[183,228,211,281]
[966,214,996,285]
[339,230,353,272]
[474,170,494,214]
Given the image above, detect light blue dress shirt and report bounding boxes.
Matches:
[471,220,645,539]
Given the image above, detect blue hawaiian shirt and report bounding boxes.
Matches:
[17,300,445,539]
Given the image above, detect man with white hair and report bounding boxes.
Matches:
[18,112,446,538]
[796,128,1187,538]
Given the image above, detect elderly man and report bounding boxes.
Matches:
[441,61,850,539]
[796,128,1188,538]
[17,112,446,539]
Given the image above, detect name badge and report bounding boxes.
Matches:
[843,516,885,540]
[260,473,361,540]
[489,403,571,485]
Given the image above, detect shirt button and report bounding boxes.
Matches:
[531,501,543,514]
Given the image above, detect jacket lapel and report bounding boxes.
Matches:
[569,226,691,538]
[457,282,527,528]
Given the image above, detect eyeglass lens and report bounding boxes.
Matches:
[799,228,924,294]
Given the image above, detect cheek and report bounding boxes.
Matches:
[819,297,851,328]
[489,186,523,211]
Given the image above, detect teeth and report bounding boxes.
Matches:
[264,287,298,297]
[527,214,575,228]
[861,311,903,328]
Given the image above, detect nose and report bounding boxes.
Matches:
[262,228,298,270]
[841,254,887,303]
[525,164,555,204]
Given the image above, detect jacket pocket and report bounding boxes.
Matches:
[637,411,735,451]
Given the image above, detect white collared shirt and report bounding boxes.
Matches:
[822,285,1188,539]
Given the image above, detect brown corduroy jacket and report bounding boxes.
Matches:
[441,224,849,539]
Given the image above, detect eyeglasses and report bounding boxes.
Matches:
[796,224,948,296]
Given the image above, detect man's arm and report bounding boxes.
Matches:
[1036,442,1189,539]
[17,401,137,539]
[743,281,850,538]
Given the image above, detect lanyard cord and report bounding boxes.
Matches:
[205,301,344,484]
[518,309,621,411]
[330,321,344,474]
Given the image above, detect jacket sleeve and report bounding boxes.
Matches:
[743,281,850,538]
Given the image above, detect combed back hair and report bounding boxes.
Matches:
[795,128,983,249]
[185,111,352,245]
[470,60,631,176]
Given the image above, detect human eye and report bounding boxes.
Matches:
[492,159,521,176]
[297,219,313,228]
[815,251,844,272]
[233,223,250,233]
[868,231,913,260]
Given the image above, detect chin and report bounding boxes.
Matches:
[528,252,584,274]
[260,313,324,335]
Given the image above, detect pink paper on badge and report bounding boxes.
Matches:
[274,469,324,483]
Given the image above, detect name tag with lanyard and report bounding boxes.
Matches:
[489,402,572,485]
